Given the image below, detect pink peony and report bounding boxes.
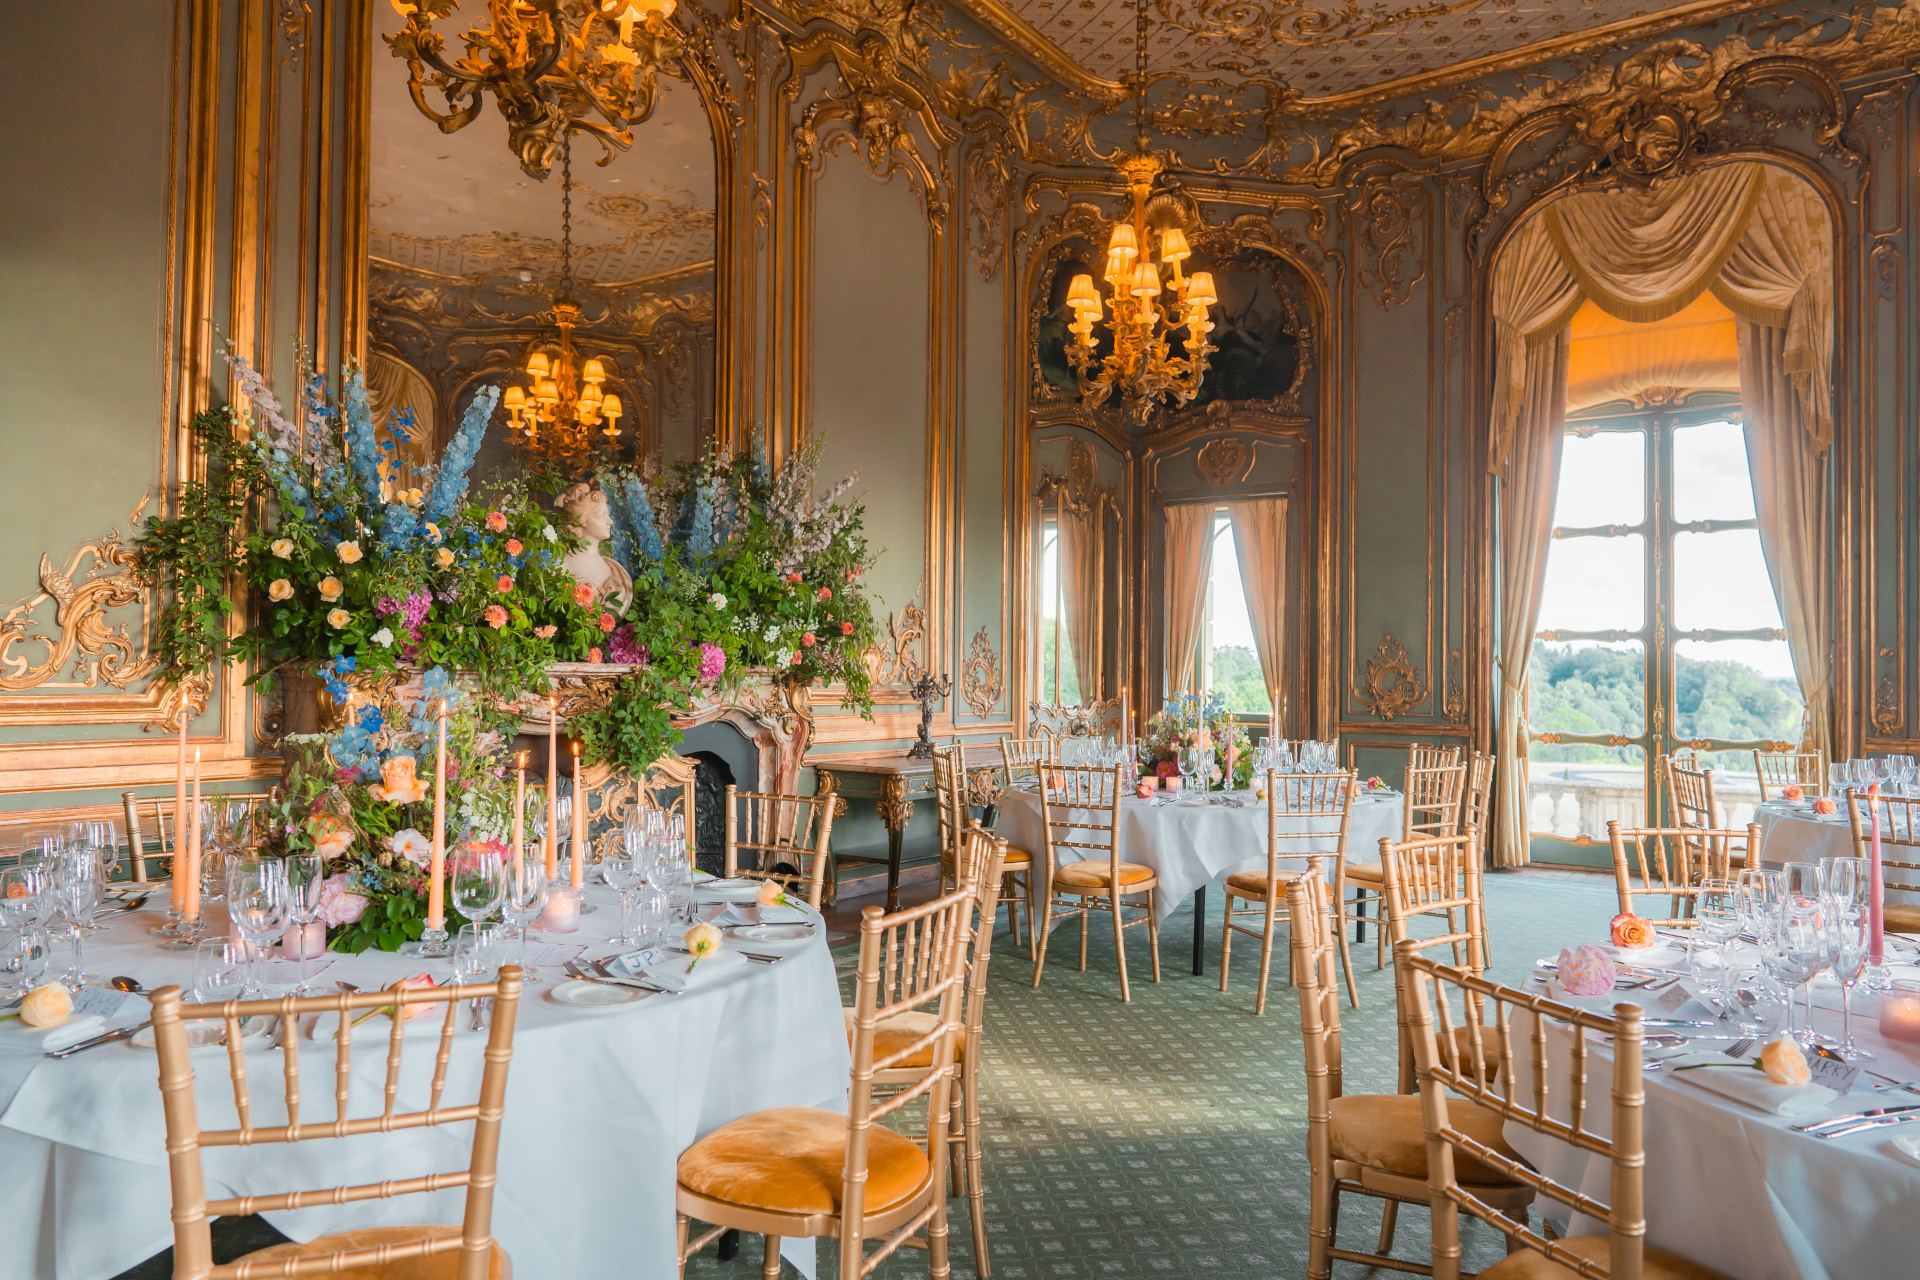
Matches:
[1555,944,1617,997]
[802,631,816,647]
[315,873,369,927]
[485,511,508,532]
[496,574,514,592]
[840,621,854,635]
[572,582,596,607]
[484,604,508,629]
[698,641,726,682]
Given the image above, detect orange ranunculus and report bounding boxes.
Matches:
[684,921,723,973]
[368,755,427,804]
[1760,1036,1811,1086]
[1609,913,1655,949]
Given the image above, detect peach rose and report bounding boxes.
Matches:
[423,522,442,543]
[1782,784,1804,803]
[495,575,514,593]
[1760,1036,1811,1086]
[368,755,427,804]
[326,608,351,629]
[1555,944,1616,997]
[534,625,556,639]
[308,813,355,859]
[505,538,523,555]
[588,646,604,664]
[435,547,455,568]
[318,576,343,601]
[597,612,616,633]
[1813,797,1837,815]
[18,982,73,1028]
[268,578,293,601]
[1609,913,1655,949]
[485,511,509,532]
[684,921,723,973]
[1139,778,1159,799]
[344,974,443,1034]
[270,538,294,559]
[335,540,363,564]
[756,879,792,908]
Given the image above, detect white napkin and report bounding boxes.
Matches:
[705,903,807,927]
[1671,1061,1838,1116]
[611,945,747,991]
[1546,976,1638,1014]
[13,1015,107,1052]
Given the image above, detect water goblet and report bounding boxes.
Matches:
[191,936,248,1005]
[0,864,49,997]
[1825,905,1873,1059]
[450,842,508,933]
[282,852,326,995]
[1694,879,1741,1003]
[226,859,288,997]
[1776,896,1830,1045]
[1829,762,1854,798]
[501,860,549,983]
[603,841,645,947]
[453,923,504,995]
[1820,857,1868,913]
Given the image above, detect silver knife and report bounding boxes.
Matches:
[46,1020,150,1058]
[1817,1111,1920,1139]
[587,959,678,993]
[1790,1103,1920,1133]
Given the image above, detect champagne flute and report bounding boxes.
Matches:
[53,849,101,988]
[1776,895,1829,1046]
[282,852,326,995]
[501,861,549,984]
[1694,879,1741,1004]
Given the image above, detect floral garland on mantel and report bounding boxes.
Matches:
[135,347,879,769]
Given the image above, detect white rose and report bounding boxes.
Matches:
[541,524,558,542]
[371,627,394,648]
[707,593,727,609]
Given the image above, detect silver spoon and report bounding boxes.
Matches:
[109,976,146,994]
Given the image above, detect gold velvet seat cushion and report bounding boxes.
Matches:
[677,1106,929,1216]
[235,1225,510,1280]
[1342,862,1384,884]
[840,1007,955,1069]
[1224,868,1309,899]
[1053,860,1155,889]
[1441,1022,1507,1084]
[997,844,1034,867]
[1886,902,1920,934]
[1474,1234,1729,1280]
[1328,1094,1520,1185]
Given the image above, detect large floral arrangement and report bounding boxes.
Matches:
[1136,690,1254,789]
[136,348,879,769]
[268,667,516,953]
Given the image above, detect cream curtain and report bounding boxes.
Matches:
[1225,498,1288,725]
[1490,217,1583,474]
[1057,504,1104,703]
[1715,167,1834,450]
[1164,504,1216,696]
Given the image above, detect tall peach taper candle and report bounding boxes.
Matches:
[172,712,188,912]
[546,696,559,880]
[183,748,202,922]
[426,700,447,931]
[513,752,527,890]
[570,740,586,888]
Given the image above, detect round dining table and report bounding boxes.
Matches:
[993,782,1405,974]
[0,880,848,1280]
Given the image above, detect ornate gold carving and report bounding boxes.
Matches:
[1445,648,1465,724]
[791,35,952,224]
[0,519,157,694]
[965,141,1011,281]
[814,767,852,819]
[1035,439,1122,518]
[1029,697,1123,739]
[1352,632,1428,721]
[1194,436,1251,488]
[1873,238,1901,301]
[1875,676,1904,738]
[965,766,1005,810]
[874,772,915,831]
[961,626,1002,717]
[868,598,929,688]
[1352,170,1426,309]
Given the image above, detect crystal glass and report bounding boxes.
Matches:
[1729,968,1790,1038]
[654,838,694,925]
[634,880,672,946]
[450,842,507,929]
[603,837,645,947]
[0,864,50,998]
[501,860,549,983]
[83,820,120,891]
[1734,867,1778,944]
[1829,762,1854,797]
[1825,904,1873,1059]
[453,923,503,987]
[1821,857,1868,913]
[52,849,101,988]
[191,936,249,1004]
[282,852,327,995]
[1780,861,1824,902]
[226,859,288,997]
[1775,895,1829,1045]
[1694,879,1741,1001]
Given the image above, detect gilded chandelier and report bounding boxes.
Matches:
[387,0,685,181]
[1065,1,1215,426]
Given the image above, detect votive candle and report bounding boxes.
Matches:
[1880,980,1920,1044]
[426,701,447,931]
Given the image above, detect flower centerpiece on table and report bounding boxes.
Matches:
[265,666,517,954]
[1135,690,1254,789]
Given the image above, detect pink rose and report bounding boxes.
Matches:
[505,538,523,555]
[485,511,508,532]
[315,873,369,927]
[816,586,832,601]
[802,631,816,647]
[1555,944,1616,997]
[840,621,854,635]
[785,572,802,584]
[496,574,514,592]
[484,604,508,629]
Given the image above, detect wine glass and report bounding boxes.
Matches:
[450,842,507,932]
[1821,857,1867,913]
[191,936,248,1005]
[1829,762,1854,799]
[1826,904,1873,1060]
[1735,867,1777,944]
[52,849,101,988]
[1694,879,1741,1002]
[282,852,326,995]
[226,859,288,997]
[1775,895,1829,1046]
[501,860,549,984]
[604,835,645,947]
[453,923,503,998]
[0,864,49,997]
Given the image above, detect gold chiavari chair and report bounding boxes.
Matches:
[935,745,1036,956]
[1410,743,1464,773]
[997,733,1059,786]
[1753,747,1827,801]
[1220,770,1357,1013]
[1461,751,1495,866]
[120,791,150,883]
[1847,789,1920,938]
[724,786,838,909]
[151,968,524,1280]
[678,884,976,1280]
[1031,763,1161,1001]
[1340,758,1470,968]
[1290,878,1531,1280]
[1665,756,1758,874]
[1607,820,1765,928]
[1397,945,1728,1280]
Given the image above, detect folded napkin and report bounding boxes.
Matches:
[611,945,747,991]
[706,902,811,928]
[1889,1132,1920,1170]
[1671,1061,1838,1117]
[1545,976,1638,1014]
[10,1014,107,1052]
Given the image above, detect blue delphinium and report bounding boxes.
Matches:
[342,368,386,511]
[677,482,716,563]
[425,386,499,523]
[599,469,664,576]
[409,665,464,738]
[378,502,419,552]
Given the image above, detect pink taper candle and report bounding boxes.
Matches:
[172,712,188,912]
[183,749,202,922]
[571,741,586,888]
[1870,783,1887,966]
[513,752,527,891]
[546,696,559,881]
[427,700,447,930]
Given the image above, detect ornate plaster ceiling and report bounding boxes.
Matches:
[965,0,1772,103]
[368,1,715,290]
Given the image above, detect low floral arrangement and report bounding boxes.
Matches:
[1136,690,1254,789]
[267,667,517,953]
[135,347,879,770]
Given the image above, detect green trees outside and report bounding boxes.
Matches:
[1209,644,1270,715]
[1529,641,1800,765]
[1038,618,1081,705]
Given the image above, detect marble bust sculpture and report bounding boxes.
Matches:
[554,482,634,614]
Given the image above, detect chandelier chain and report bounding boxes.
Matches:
[560,132,575,298]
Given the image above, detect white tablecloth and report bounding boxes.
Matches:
[993,785,1405,920]
[1504,948,1920,1279]
[1756,802,1920,907]
[0,883,849,1280]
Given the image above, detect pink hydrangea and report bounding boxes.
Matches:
[315,873,369,928]
[698,641,726,682]
[608,624,648,664]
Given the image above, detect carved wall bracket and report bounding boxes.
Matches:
[0,513,158,696]
[1352,632,1429,721]
[962,626,1002,717]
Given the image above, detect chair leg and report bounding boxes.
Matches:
[1112,892,1132,1002]
[1146,891,1161,982]
[962,1068,991,1278]
[763,1233,782,1279]
[1333,905,1360,1009]
[1078,898,1090,972]
[1446,905,1464,968]
[1253,894,1278,1016]
[1307,1170,1335,1280]
[1030,884,1056,987]
[1218,891,1235,993]
[676,1213,690,1279]
[1026,870,1040,961]
[1378,1199,1399,1254]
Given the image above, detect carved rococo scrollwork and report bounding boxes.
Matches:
[961,626,1001,717]
[790,34,952,225]
[1350,168,1428,309]
[867,598,928,688]
[0,513,159,696]
[1352,632,1428,721]
[965,139,1011,281]
[1035,439,1121,520]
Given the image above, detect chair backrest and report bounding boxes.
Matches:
[931,744,970,872]
[1404,762,1468,841]
[1754,749,1826,801]
[1397,945,1648,1280]
[1461,752,1495,864]
[1379,831,1486,971]
[152,968,524,1280]
[1263,770,1355,883]
[1286,876,1347,1178]
[637,754,698,855]
[590,755,700,864]
[1607,820,1763,926]
[1666,756,1718,830]
[1847,789,1920,898]
[1036,763,1123,879]
[1028,698,1123,741]
[1409,743,1463,774]
[843,886,975,1274]
[998,734,1059,784]
[724,787,838,908]
[955,824,1010,1048]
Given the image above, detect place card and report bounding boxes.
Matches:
[72,987,132,1020]
[1807,1048,1865,1094]
[255,955,337,985]
[518,941,586,967]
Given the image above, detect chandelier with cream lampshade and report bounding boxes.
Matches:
[1064,0,1216,425]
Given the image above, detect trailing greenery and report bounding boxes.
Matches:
[133,408,252,683]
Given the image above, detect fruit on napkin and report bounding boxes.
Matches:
[1609,913,1655,949]
[1782,784,1804,802]
[18,982,72,1028]
[1760,1036,1811,1086]
[1556,944,1617,997]
[684,921,722,973]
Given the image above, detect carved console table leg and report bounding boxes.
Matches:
[874,775,915,911]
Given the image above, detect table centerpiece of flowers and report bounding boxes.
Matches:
[1135,690,1254,789]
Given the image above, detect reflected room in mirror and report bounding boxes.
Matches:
[368,1,717,481]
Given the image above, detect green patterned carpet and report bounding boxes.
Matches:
[688,870,1623,1279]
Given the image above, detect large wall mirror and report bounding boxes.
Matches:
[365,2,719,479]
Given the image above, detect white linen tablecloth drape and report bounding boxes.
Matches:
[1755,802,1920,907]
[992,786,1405,920]
[0,884,849,1280]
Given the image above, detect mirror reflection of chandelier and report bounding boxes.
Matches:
[387,0,685,181]
[502,137,624,476]
[1066,0,1215,426]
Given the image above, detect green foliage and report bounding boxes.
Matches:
[1036,618,1081,704]
[1528,642,1801,763]
[133,408,253,683]
[1208,644,1270,716]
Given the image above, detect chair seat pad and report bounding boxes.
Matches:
[1328,1093,1519,1185]
[1476,1235,1729,1280]
[235,1225,510,1280]
[1886,902,1920,933]
[998,844,1034,867]
[1342,862,1384,883]
[1224,868,1308,899]
[840,1007,957,1069]
[678,1106,929,1216]
[1054,860,1155,889]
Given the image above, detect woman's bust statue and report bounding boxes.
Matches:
[554,482,634,615]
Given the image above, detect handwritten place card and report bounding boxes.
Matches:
[71,987,131,1020]
[1656,981,1698,1013]
[1807,1048,1865,1094]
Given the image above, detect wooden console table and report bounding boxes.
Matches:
[813,747,1005,909]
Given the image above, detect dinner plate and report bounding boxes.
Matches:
[731,924,815,943]
[547,980,650,1009]
[699,880,767,903]
[130,1016,275,1050]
